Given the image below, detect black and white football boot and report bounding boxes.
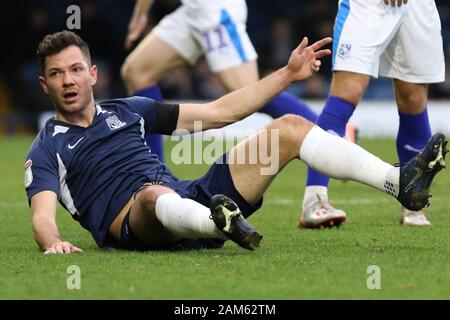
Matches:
[209,194,262,251]
[397,133,448,211]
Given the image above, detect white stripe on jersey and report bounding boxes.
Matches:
[139,117,146,141]
[57,153,79,217]
[52,125,69,137]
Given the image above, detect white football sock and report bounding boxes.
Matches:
[155,193,225,239]
[300,126,400,197]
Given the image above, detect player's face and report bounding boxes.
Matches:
[39,45,97,115]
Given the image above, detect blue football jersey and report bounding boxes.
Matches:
[25,96,179,246]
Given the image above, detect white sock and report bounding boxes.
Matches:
[300,126,400,197]
[303,186,328,211]
[155,193,225,239]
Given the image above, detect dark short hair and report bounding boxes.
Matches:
[36,30,91,73]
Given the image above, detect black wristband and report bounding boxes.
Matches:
[152,102,180,135]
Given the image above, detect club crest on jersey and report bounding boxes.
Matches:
[24,159,33,187]
[106,115,127,130]
[338,43,352,59]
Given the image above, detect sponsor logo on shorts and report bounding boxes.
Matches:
[338,43,352,59]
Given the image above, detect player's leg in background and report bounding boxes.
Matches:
[300,0,406,228]
[301,0,362,227]
[394,80,433,226]
[380,0,445,226]
[121,32,186,97]
[394,80,430,166]
[121,33,186,161]
[300,71,366,227]
[121,6,197,162]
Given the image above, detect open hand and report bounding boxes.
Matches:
[286,36,332,81]
[44,241,83,255]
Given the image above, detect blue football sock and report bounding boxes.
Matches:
[134,86,165,161]
[306,96,356,187]
[261,92,318,122]
[396,107,432,164]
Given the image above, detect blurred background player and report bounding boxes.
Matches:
[300,0,445,228]
[121,0,356,161]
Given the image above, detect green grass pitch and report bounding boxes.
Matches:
[0,135,449,299]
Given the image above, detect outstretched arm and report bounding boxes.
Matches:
[124,0,155,49]
[175,37,332,133]
[31,191,82,254]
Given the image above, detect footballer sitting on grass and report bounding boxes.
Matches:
[26,31,447,254]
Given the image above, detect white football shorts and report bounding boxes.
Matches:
[153,0,257,72]
[333,0,445,83]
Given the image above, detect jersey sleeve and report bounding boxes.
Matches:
[125,96,180,135]
[24,139,59,206]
